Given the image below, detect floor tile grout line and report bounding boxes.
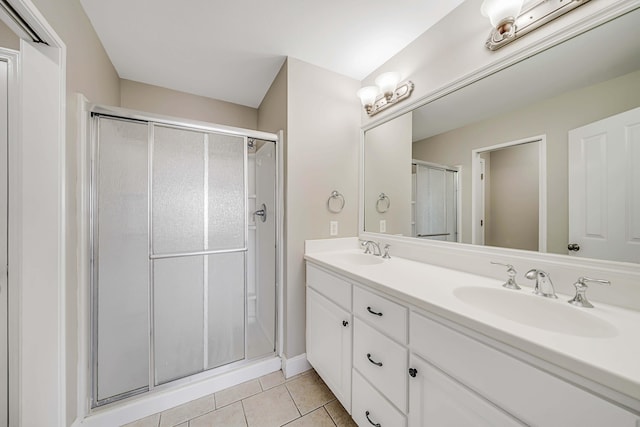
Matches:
[319,406,338,427]
[283,381,303,419]
[323,402,339,427]
[240,399,250,427]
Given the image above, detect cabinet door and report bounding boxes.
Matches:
[408,354,523,427]
[306,287,352,412]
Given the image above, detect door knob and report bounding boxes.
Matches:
[254,203,267,222]
[568,243,580,251]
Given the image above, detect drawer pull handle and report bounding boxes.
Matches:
[342,320,349,327]
[367,353,383,367]
[365,410,381,427]
[409,367,418,378]
[366,306,383,317]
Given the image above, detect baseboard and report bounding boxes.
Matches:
[74,356,281,427]
[281,353,312,379]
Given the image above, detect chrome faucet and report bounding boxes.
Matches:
[525,269,557,298]
[360,240,382,256]
[568,277,611,308]
[491,262,521,290]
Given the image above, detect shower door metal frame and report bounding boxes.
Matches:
[86,104,281,410]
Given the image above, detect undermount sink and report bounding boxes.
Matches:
[327,253,384,266]
[453,286,618,338]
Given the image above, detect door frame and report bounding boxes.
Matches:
[0,47,17,427]
[471,135,547,252]
[0,1,67,426]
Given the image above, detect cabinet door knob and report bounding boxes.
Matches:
[366,353,383,367]
[365,410,381,427]
[366,306,383,317]
[409,367,418,378]
[342,320,349,327]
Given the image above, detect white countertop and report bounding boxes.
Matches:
[304,246,640,408]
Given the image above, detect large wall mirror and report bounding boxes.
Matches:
[363,7,640,264]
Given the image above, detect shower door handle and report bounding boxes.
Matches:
[254,203,267,223]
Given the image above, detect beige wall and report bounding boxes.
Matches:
[258,61,287,135]
[285,58,360,357]
[29,0,121,424]
[413,69,640,253]
[121,79,258,129]
[364,112,412,236]
[486,143,539,251]
[0,20,19,50]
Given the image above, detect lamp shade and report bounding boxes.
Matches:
[357,86,379,107]
[375,72,401,97]
[481,0,524,27]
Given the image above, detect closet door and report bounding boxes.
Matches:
[95,117,150,403]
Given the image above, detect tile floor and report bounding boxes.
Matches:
[123,369,357,427]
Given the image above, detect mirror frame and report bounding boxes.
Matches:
[359,1,640,271]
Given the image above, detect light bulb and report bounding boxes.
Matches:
[375,72,401,100]
[357,86,379,109]
[481,0,523,28]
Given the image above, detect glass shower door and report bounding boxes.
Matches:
[94,117,150,403]
[151,126,246,385]
[94,117,250,404]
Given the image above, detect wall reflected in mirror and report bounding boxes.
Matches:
[363,7,640,263]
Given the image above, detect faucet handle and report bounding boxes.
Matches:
[382,244,391,259]
[360,240,372,254]
[568,277,611,308]
[491,262,521,290]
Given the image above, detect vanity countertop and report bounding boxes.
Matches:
[304,245,640,407]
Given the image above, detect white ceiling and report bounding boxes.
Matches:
[80,0,465,108]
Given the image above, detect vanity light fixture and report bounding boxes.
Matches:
[357,72,414,116]
[481,0,592,51]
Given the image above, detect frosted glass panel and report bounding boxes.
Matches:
[207,252,245,369]
[208,133,245,250]
[96,118,149,401]
[445,170,458,242]
[153,126,205,254]
[154,256,204,384]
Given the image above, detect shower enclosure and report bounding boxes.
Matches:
[90,111,278,407]
[412,161,459,242]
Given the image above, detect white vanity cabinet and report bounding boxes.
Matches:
[305,265,352,412]
[409,311,639,427]
[304,259,640,427]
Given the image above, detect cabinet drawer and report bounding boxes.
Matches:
[352,370,406,427]
[306,264,351,310]
[353,285,407,343]
[354,318,408,412]
[410,311,639,427]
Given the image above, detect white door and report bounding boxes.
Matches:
[19,39,64,426]
[306,288,351,412]
[408,354,523,427]
[0,59,8,427]
[568,107,640,263]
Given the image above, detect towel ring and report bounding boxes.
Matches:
[376,193,390,213]
[327,190,345,213]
